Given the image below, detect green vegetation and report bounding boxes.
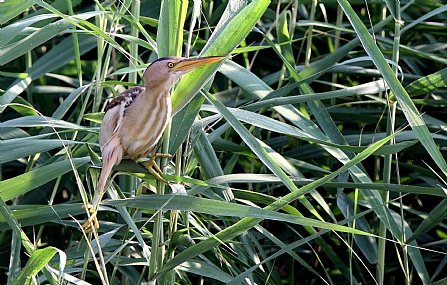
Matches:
[1,0,447,284]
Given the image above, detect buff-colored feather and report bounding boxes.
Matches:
[82,56,225,232]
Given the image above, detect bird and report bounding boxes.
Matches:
[82,56,225,232]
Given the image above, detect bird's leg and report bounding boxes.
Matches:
[81,204,99,233]
[81,189,106,232]
[140,153,172,184]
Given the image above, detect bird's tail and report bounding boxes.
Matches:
[92,136,123,208]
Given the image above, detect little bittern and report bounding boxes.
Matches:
[83,56,225,231]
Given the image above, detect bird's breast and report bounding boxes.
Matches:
[119,92,172,160]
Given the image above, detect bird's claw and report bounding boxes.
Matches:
[81,204,99,233]
[140,153,171,184]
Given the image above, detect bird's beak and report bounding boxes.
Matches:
[173,56,226,72]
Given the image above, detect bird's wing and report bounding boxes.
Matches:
[104,86,145,112]
[96,87,146,192]
[99,86,145,148]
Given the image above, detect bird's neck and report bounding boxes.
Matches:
[144,80,174,99]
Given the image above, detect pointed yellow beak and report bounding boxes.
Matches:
[173,56,226,72]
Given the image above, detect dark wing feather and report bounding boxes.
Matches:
[105,86,145,113]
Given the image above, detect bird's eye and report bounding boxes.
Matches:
[167,62,175,68]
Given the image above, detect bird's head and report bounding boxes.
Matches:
[143,56,225,89]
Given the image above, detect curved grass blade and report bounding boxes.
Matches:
[406,197,447,244]
[0,204,85,231]
[201,105,416,155]
[338,0,447,178]
[0,34,97,111]
[0,14,59,47]
[1,138,84,164]
[245,80,388,110]
[389,66,447,100]
[108,195,372,235]
[10,247,58,285]
[1,115,87,129]
[171,0,270,114]
[155,89,396,278]
[337,0,435,282]
[0,157,90,201]
[0,12,99,65]
[0,0,33,24]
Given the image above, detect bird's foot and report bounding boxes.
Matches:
[81,204,99,233]
[140,153,172,184]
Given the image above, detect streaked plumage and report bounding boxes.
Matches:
[82,56,225,231]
